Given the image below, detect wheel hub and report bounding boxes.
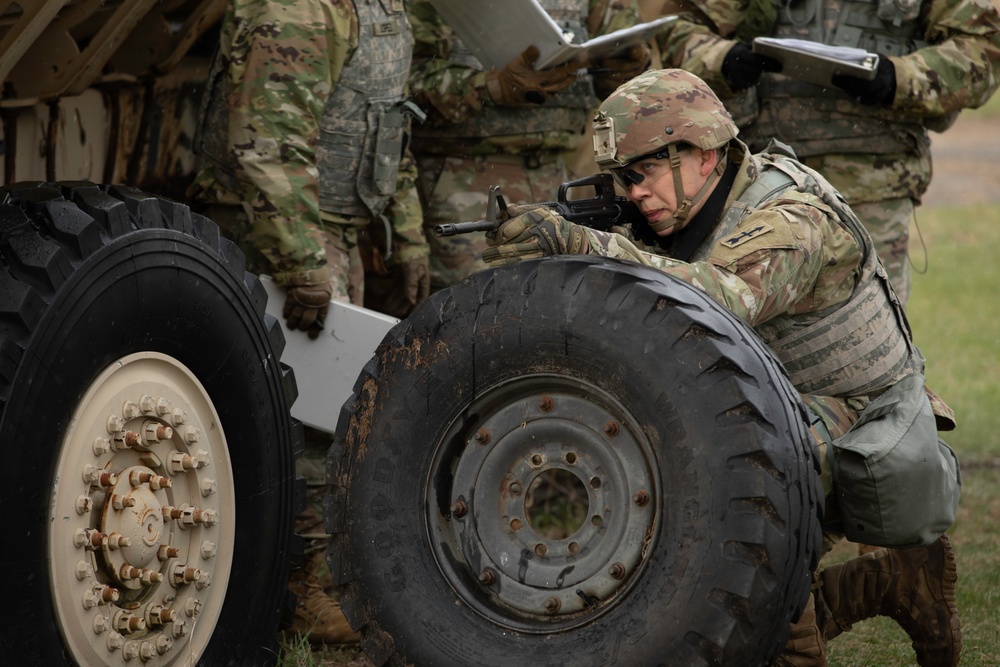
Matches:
[49,352,234,665]
[430,377,660,629]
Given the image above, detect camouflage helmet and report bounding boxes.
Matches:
[593,69,738,168]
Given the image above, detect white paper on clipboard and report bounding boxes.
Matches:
[428,0,676,70]
[752,37,879,87]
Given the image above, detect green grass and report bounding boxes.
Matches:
[824,202,1000,665]
[907,204,1000,459]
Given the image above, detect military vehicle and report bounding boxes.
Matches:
[1,2,822,665]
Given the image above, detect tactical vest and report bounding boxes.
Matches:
[693,146,924,397]
[317,0,417,218]
[195,0,416,220]
[410,0,597,153]
[739,0,954,158]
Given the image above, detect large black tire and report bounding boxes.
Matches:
[0,182,302,666]
[327,256,823,666]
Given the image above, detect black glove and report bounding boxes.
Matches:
[832,56,896,106]
[721,42,782,91]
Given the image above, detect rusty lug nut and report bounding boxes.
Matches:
[106,532,131,550]
[603,420,620,437]
[158,545,180,560]
[130,470,171,489]
[608,562,626,580]
[451,500,467,519]
[83,465,118,487]
[76,495,93,514]
[544,597,561,614]
[538,395,554,412]
[472,428,491,445]
[478,568,496,587]
[113,430,142,451]
[633,490,650,507]
[144,421,173,444]
[111,494,136,510]
[89,584,119,605]
[115,611,146,635]
[534,543,548,557]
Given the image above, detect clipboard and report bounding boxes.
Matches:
[752,37,879,87]
[428,0,676,70]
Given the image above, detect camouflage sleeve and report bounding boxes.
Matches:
[891,0,1000,116]
[405,1,494,123]
[584,196,859,326]
[589,0,641,36]
[226,0,357,286]
[654,0,745,95]
[406,0,642,123]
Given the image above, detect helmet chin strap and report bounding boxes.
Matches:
[647,144,727,234]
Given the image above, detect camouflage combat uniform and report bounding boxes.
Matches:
[406,0,640,289]
[655,0,1000,304]
[191,0,427,305]
[189,1,425,643]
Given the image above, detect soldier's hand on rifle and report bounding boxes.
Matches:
[592,45,652,98]
[832,56,896,106]
[283,282,332,339]
[482,207,590,266]
[486,45,583,106]
[721,42,782,91]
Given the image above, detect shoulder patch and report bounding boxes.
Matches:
[720,222,774,248]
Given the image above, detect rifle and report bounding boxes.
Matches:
[432,172,643,238]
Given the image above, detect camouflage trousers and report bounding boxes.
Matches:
[849,197,915,306]
[201,203,364,304]
[416,153,570,290]
[801,393,860,554]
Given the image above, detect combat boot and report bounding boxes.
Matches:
[816,535,961,666]
[286,554,359,645]
[774,592,828,667]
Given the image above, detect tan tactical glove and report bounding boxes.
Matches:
[482,207,590,266]
[485,46,583,106]
[591,44,652,99]
[364,256,430,320]
[283,283,333,339]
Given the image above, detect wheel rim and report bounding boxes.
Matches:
[49,352,234,665]
[428,375,660,631]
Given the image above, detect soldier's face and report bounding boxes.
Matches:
[621,148,717,235]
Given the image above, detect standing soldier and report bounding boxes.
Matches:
[406,0,652,290]
[190,0,427,644]
[653,0,1000,304]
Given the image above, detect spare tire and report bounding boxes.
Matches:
[0,182,302,666]
[327,255,823,666]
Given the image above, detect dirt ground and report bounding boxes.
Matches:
[922,112,1000,208]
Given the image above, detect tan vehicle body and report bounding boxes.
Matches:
[0,0,221,197]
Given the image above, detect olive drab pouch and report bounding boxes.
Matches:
[831,373,961,548]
